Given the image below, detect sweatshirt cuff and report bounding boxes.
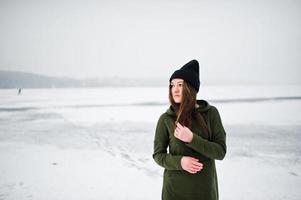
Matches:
[174,155,183,170]
[186,133,206,150]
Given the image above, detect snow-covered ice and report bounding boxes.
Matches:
[0,85,300,200]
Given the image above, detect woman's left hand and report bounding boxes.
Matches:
[174,122,193,143]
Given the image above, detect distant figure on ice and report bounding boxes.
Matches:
[18,88,22,95]
[153,60,227,200]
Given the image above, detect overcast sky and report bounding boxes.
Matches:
[0,0,300,85]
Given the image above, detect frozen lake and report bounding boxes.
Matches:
[0,85,301,200]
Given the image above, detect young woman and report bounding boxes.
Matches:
[153,60,227,200]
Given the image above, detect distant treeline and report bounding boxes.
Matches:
[0,70,166,88]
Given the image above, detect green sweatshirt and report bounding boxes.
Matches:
[153,100,227,200]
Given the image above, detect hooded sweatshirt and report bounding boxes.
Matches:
[153,99,226,200]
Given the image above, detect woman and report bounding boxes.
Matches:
[153,60,227,200]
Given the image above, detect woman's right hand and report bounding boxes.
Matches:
[181,156,203,174]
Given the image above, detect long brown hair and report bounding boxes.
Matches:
[169,81,209,136]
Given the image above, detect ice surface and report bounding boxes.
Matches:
[0,85,300,200]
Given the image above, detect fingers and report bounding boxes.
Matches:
[187,169,198,174]
[187,165,203,174]
[181,158,204,173]
[175,123,192,139]
[182,157,204,174]
[191,163,203,170]
[174,123,185,139]
[174,129,179,138]
[191,160,203,167]
[189,157,199,162]
[176,122,184,129]
[190,165,202,171]
[187,167,203,174]
[174,127,181,139]
[190,161,203,170]
[187,157,202,164]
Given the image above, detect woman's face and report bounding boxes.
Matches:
[170,78,184,103]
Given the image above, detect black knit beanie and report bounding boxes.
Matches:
[169,59,200,92]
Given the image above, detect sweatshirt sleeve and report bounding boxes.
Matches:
[152,114,183,170]
[185,106,227,160]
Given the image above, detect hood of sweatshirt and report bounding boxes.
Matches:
[166,99,211,116]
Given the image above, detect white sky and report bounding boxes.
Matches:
[0,0,300,84]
